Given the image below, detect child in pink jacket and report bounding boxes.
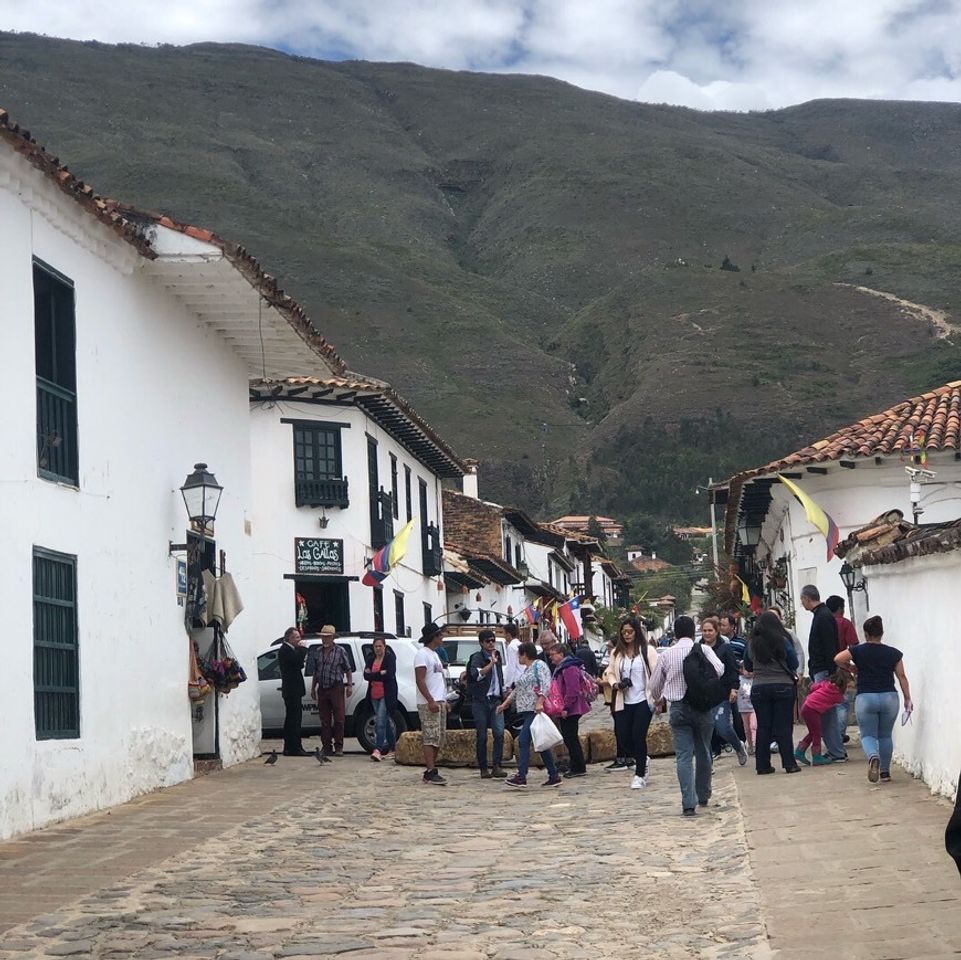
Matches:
[795,672,848,766]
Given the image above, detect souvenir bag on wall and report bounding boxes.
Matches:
[199,625,247,694]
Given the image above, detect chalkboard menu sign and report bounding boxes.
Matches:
[295,538,344,575]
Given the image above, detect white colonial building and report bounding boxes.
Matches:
[0,110,344,838]
[248,376,464,641]
[721,382,961,799]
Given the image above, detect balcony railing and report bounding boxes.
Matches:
[295,476,349,508]
[424,522,443,577]
[37,377,78,484]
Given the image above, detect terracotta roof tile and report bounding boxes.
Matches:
[1,108,346,375]
[728,380,961,486]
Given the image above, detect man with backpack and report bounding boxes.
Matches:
[648,616,725,817]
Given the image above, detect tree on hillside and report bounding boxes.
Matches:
[720,255,740,272]
[586,515,607,543]
[622,514,692,567]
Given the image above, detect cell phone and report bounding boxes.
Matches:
[900,706,913,726]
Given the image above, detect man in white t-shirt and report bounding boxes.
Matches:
[414,622,450,785]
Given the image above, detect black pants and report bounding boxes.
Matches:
[614,701,653,777]
[283,693,304,755]
[559,715,586,774]
[731,702,746,741]
[751,682,796,772]
[947,767,961,878]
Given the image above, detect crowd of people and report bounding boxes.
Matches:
[274,590,960,876]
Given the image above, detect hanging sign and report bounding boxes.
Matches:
[295,538,344,575]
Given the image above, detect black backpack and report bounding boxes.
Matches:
[682,642,728,712]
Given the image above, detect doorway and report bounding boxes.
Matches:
[295,579,351,633]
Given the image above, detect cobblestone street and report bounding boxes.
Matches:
[0,740,957,960]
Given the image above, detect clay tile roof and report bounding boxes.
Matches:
[1,108,345,375]
[727,380,961,486]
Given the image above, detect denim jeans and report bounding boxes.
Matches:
[516,710,558,780]
[473,696,505,770]
[856,691,899,772]
[813,670,846,759]
[668,701,715,810]
[713,699,742,753]
[751,683,796,772]
[372,696,396,753]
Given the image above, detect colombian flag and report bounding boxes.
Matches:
[362,518,417,586]
[778,475,840,561]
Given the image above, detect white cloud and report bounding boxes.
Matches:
[2,0,961,110]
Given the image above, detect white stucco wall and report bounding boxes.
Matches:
[751,458,961,641]
[0,152,259,839]
[248,402,446,645]
[858,554,961,799]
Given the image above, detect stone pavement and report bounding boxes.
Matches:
[0,735,956,960]
[737,747,961,960]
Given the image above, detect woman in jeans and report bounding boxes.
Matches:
[603,616,658,787]
[499,642,561,788]
[547,644,592,778]
[743,611,801,775]
[363,638,397,760]
[835,615,912,783]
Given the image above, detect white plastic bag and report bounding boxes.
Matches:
[531,712,564,753]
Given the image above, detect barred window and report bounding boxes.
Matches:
[33,548,79,739]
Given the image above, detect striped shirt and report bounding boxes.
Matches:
[648,638,723,704]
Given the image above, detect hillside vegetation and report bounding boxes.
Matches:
[3,33,961,520]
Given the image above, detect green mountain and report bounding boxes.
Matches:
[3,33,961,521]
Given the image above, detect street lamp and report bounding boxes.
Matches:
[737,516,762,549]
[839,561,869,611]
[180,463,223,525]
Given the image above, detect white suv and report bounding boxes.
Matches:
[256,632,421,753]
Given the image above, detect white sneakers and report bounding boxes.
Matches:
[631,775,646,789]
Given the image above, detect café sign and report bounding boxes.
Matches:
[295,538,344,575]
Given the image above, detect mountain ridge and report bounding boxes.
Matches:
[2,32,960,521]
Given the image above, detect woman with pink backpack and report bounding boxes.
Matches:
[547,644,594,778]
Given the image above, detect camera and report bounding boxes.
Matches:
[617,678,633,690]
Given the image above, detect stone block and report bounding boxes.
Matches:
[647,719,675,757]
[588,729,616,763]
[393,729,513,767]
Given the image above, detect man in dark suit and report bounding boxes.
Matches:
[278,626,308,756]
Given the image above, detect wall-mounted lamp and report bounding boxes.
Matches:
[318,508,329,530]
[839,561,869,608]
[170,463,224,554]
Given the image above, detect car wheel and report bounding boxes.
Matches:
[355,706,410,754]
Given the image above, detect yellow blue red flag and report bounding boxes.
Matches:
[778,475,839,561]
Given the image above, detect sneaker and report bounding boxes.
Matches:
[832,754,849,764]
[879,771,891,783]
[756,768,775,775]
[812,754,833,766]
[371,749,382,762]
[479,769,493,779]
[748,744,755,756]
[868,755,880,783]
[563,770,587,779]
[504,774,527,788]
[682,808,696,817]
[605,758,627,771]
[842,734,851,744]
[723,744,733,754]
[423,769,446,786]
[334,748,344,757]
[794,747,811,766]
[697,799,710,807]
[736,744,748,766]
[542,776,562,788]
[491,767,509,779]
[630,775,646,790]
[382,751,395,761]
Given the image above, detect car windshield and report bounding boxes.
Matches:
[441,639,485,666]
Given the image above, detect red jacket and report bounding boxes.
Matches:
[835,613,858,650]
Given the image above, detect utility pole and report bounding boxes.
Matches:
[708,477,719,570]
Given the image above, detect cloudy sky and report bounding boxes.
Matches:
[4,0,961,111]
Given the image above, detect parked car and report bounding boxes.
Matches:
[257,632,421,753]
